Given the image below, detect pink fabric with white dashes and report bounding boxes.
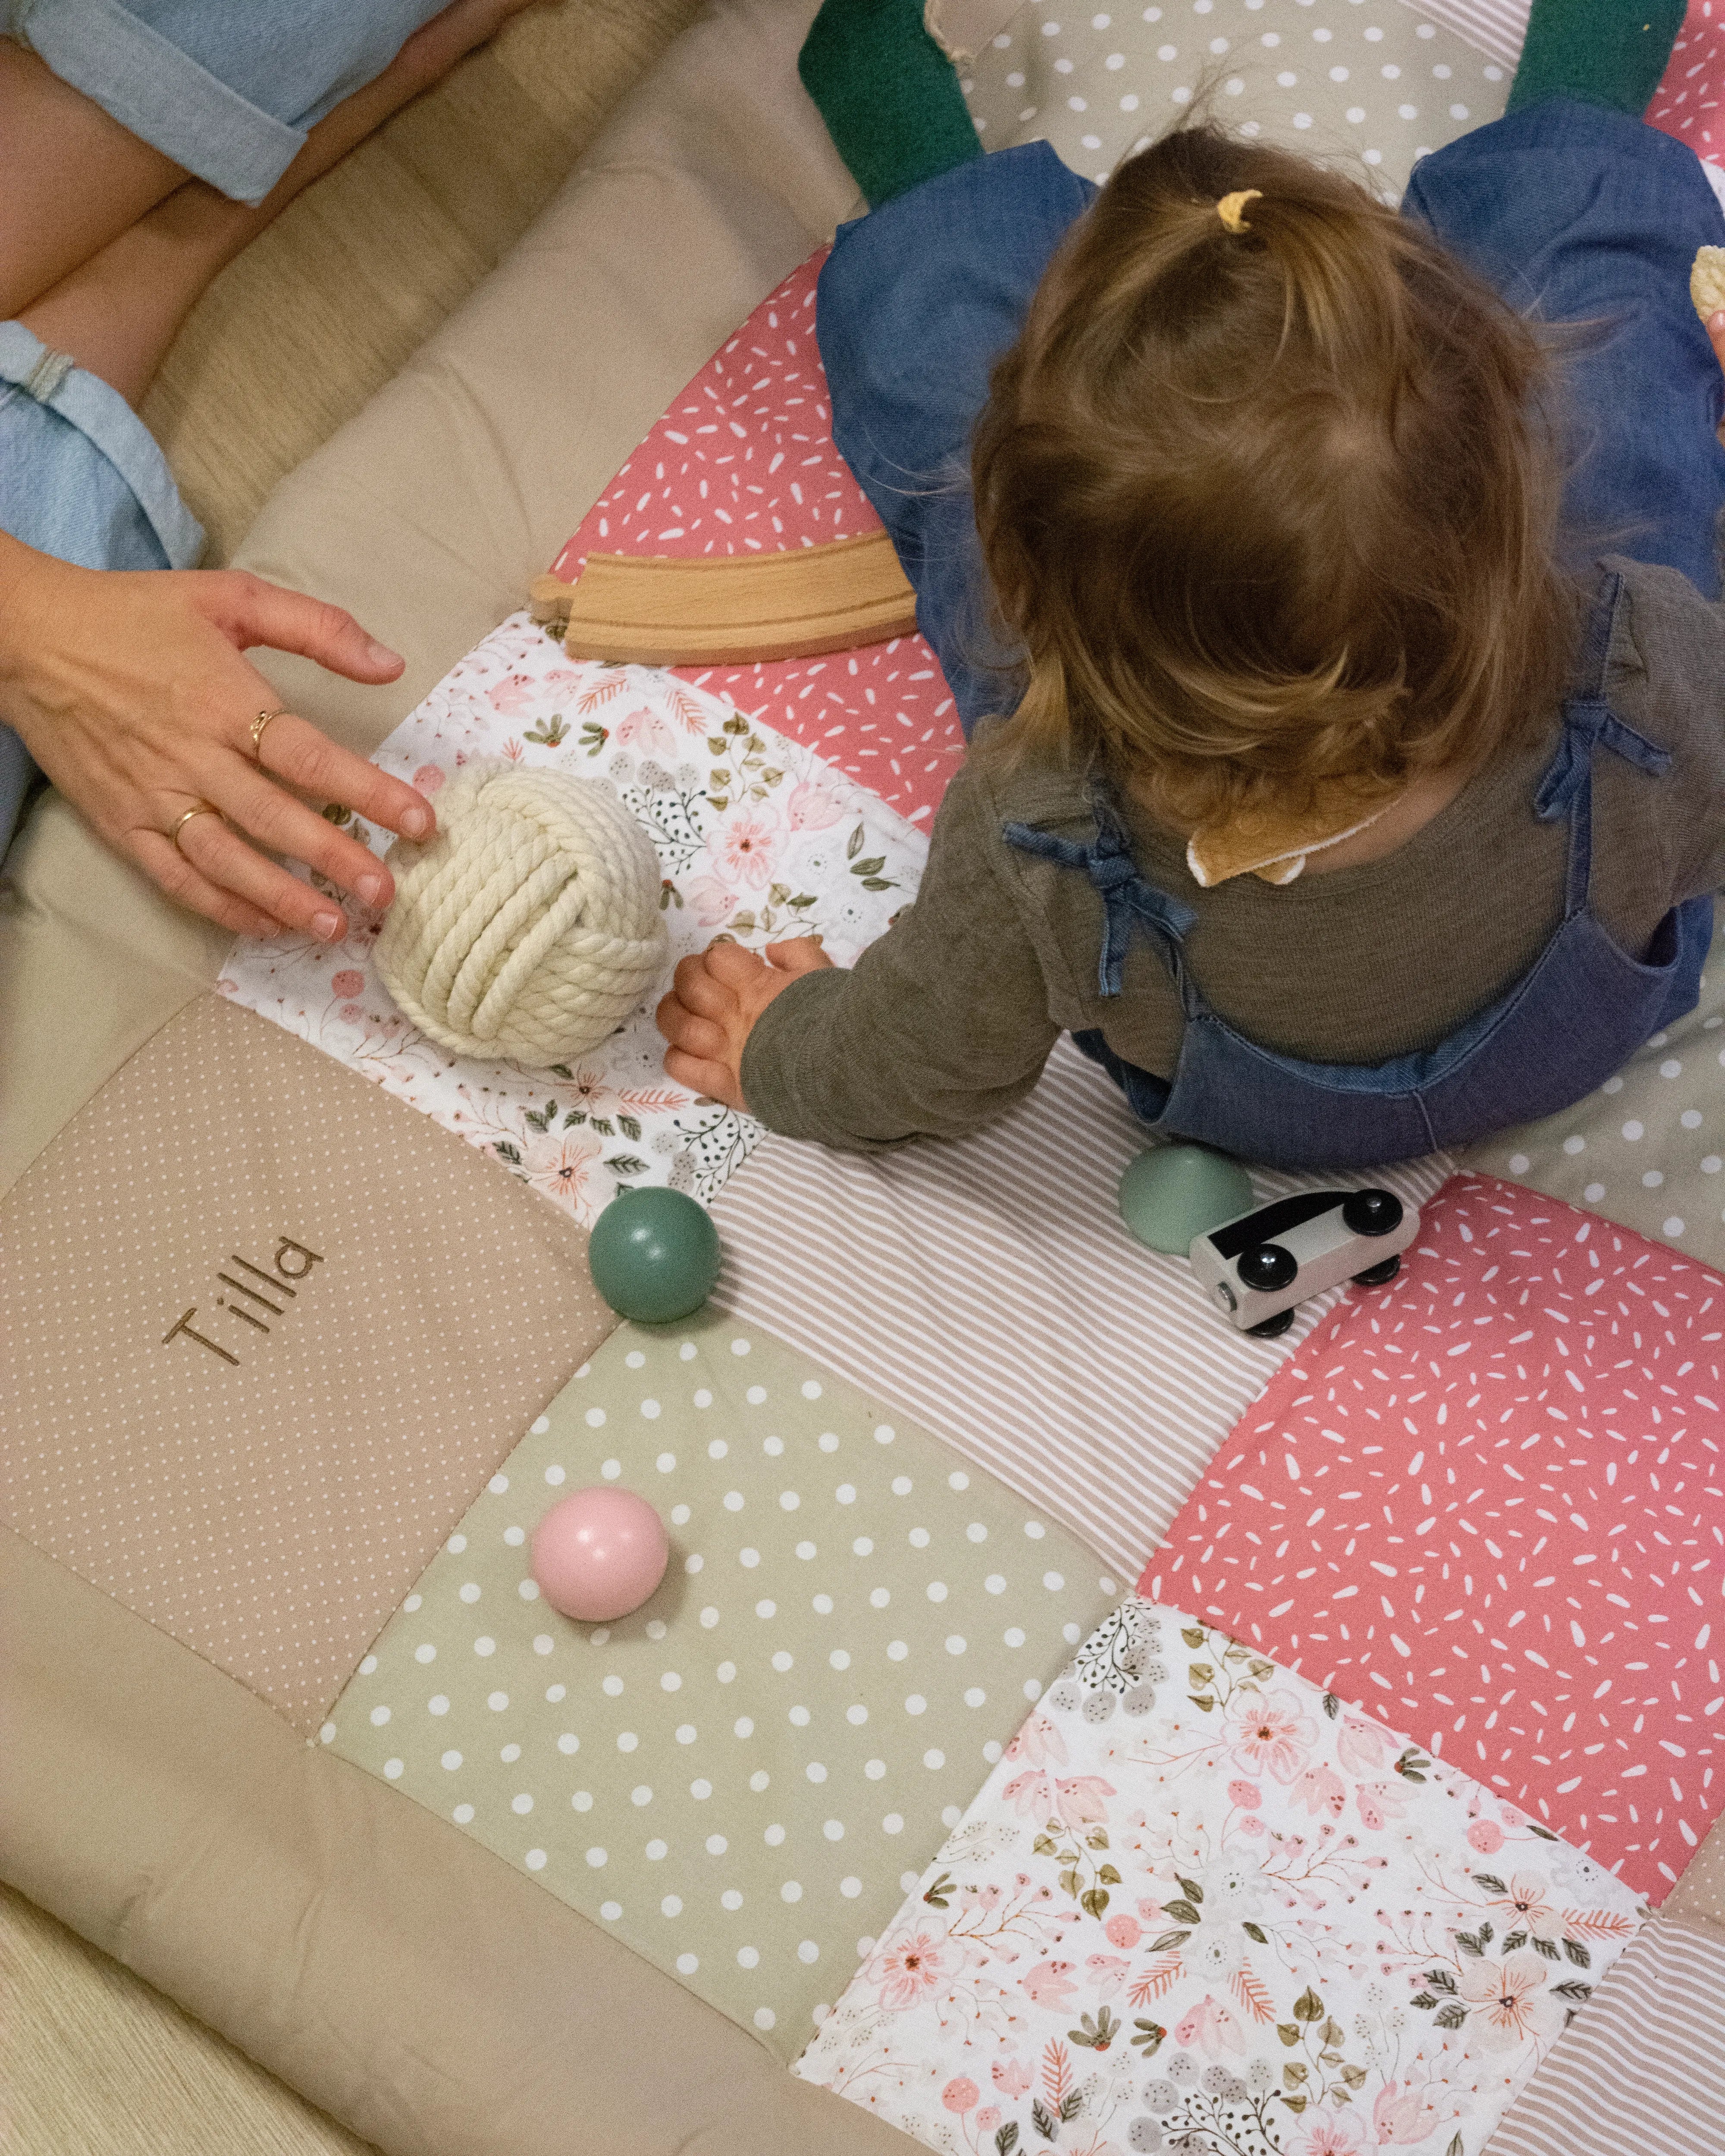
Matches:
[1650,0,1725,162]
[1140,1175,1725,1901]
[549,248,964,827]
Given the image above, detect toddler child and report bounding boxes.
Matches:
[656,0,1725,1171]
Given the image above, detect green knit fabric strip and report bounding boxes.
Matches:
[798,0,982,209]
[1507,0,1686,118]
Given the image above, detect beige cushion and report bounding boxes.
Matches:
[232,0,861,755]
[0,1525,916,2156]
[141,0,708,564]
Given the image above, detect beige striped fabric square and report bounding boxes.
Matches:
[709,1039,1450,1581]
[0,994,614,1731]
[1483,1913,1725,2156]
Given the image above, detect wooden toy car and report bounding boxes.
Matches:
[1189,1188,1421,1337]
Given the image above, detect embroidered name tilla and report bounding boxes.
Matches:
[161,1237,324,1366]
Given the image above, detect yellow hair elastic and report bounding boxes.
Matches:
[1217,188,1262,234]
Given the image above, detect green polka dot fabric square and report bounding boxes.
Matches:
[323,1310,1120,2060]
[1462,918,1725,1272]
[961,1,1509,195]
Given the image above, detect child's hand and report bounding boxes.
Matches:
[656,937,835,1110]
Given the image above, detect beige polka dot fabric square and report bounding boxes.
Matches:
[1464,915,1725,1271]
[0,995,615,1731]
[1668,1809,1725,1934]
[324,1310,1120,2061]
[961,1,1509,194]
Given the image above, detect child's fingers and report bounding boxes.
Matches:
[657,1005,732,1066]
[654,988,728,1057]
[701,938,774,988]
[763,936,833,975]
[654,987,694,1043]
[1710,310,1725,378]
[663,1044,745,1109]
[669,952,740,1019]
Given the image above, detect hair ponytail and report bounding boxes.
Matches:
[972,120,1576,827]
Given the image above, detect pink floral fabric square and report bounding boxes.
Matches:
[1142,1175,1725,1901]
[793,1599,1643,2156]
[221,615,925,1224]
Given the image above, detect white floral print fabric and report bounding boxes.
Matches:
[220,612,925,1223]
[793,1599,1643,2156]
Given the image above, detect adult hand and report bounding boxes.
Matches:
[0,532,435,941]
[656,936,835,1109]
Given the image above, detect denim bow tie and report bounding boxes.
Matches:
[1004,789,1198,997]
[1534,693,1674,823]
[1534,568,1673,822]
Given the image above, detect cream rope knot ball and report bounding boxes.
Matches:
[373,761,669,1066]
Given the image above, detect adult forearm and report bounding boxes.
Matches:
[0,533,72,711]
[0,529,35,616]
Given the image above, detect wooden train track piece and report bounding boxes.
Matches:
[529,528,919,667]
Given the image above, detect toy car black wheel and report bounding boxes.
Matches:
[1237,1242,1298,1292]
[1351,1253,1401,1287]
[1341,1188,1402,1238]
[1245,1307,1297,1338]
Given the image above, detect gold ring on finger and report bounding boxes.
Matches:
[169,801,223,853]
[251,707,289,759]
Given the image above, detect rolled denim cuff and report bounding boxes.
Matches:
[13,0,305,203]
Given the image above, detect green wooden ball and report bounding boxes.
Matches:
[1117,1145,1254,1256]
[589,1188,722,1323]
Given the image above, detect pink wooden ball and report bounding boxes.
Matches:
[531,1486,669,1622]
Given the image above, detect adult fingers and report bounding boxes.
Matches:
[254,709,434,841]
[203,570,404,684]
[129,829,286,942]
[174,811,350,942]
[219,756,397,906]
[662,1044,745,1109]
[1710,309,1725,378]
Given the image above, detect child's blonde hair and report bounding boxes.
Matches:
[972,122,1578,827]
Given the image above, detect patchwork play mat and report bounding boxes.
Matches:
[5,6,1725,2156]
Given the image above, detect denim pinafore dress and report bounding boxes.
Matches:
[1002,573,1713,1171]
[812,104,1725,1167]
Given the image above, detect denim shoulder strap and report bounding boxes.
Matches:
[1532,570,1676,916]
[1003,783,1198,1000]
